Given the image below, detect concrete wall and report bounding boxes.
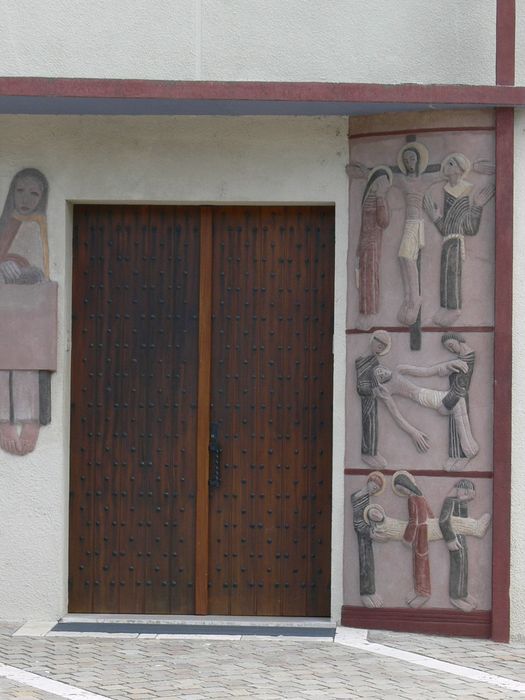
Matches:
[0,114,348,621]
[0,0,496,85]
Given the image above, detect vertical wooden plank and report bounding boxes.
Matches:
[195,206,212,614]
[492,107,513,642]
[229,207,258,615]
[306,207,334,617]
[255,206,283,616]
[69,205,96,612]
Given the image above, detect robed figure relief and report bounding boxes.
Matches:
[0,169,56,455]
[355,330,392,469]
[351,472,386,608]
[392,471,433,608]
[355,167,392,330]
[424,153,495,327]
[439,479,489,612]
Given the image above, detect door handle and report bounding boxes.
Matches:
[209,422,221,488]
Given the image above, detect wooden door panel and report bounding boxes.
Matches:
[69,205,200,614]
[70,204,333,617]
[208,206,334,616]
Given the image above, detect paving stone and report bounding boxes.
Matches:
[0,627,522,699]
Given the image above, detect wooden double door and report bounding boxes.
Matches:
[69,205,334,616]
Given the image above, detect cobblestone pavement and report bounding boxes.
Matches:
[369,629,525,684]
[0,622,524,699]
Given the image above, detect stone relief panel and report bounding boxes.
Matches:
[344,121,495,624]
[346,331,493,472]
[344,472,492,611]
[0,168,57,456]
[347,130,495,331]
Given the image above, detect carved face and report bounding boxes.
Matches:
[395,483,413,497]
[14,175,44,215]
[456,487,475,502]
[442,158,463,180]
[443,338,461,355]
[370,338,387,355]
[367,479,381,495]
[402,149,418,174]
[374,365,392,384]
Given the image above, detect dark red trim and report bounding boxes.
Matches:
[341,606,491,639]
[346,326,494,335]
[344,469,493,479]
[491,108,513,643]
[349,126,495,140]
[496,0,516,85]
[1,77,525,106]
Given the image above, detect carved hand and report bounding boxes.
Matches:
[371,530,389,543]
[411,429,430,453]
[375,179,390,197]
[444,359,468,374]
[373,384,391,399]
[472,159,496,176]
[473,183,496,207]
[446,537,462,551]
[423,192,439,222]
[347,161,370,179]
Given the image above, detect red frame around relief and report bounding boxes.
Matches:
[343,113,513,641]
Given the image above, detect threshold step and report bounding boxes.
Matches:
[61,614,333,628]
[52,620,335,638]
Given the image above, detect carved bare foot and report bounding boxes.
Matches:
[444,457,459,471]
[362,453,387,469]
[403,296,422,326]
[465,594,478,609]
[361,594,383,609]
[18,421,40,455]
[451,597,477,613]
[406,594,429,609]
[0,423,21,455]
[356,314,374,331]
[397,302,410,325]
[432,308,461,327]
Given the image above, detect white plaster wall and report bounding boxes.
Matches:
[515,5,525,86]
[0,0,495,85]
[0,115,348,621]
[511,108,525,640]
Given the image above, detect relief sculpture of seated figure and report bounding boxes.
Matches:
[0,168,52,456]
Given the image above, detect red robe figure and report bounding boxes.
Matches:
[355,166,392,330]
[393,471,433,608]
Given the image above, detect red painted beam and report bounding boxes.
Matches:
[496,0,516,85]
[1,78,525,106]
[491,107,514,643]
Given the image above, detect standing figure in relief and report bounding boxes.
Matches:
[423,153,495,327]
[395,142,431,327]
[355,166,393,330]
[0,168,50,455]
[355,330,392,468]
[351,471,386,608]
[440,332,476,470]
[439,479,488,612]
[392,471,433,608]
